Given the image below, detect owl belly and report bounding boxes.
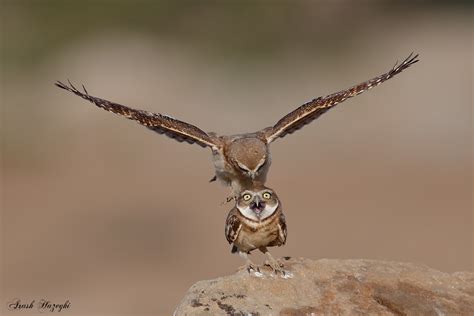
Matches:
[236,220,279,253]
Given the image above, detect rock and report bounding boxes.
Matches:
[174,258,474,315]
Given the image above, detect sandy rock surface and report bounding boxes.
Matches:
[175,257,474,315]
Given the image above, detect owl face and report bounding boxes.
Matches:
[236,187,279,221]
[227,138,268,179]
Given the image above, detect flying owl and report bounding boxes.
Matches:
[56,53,418,195]
[225,186,287,275]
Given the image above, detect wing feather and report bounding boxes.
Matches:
[277,212,287,245]
[261,53,419,143]
[225,212,242,244]
[55,81,220,149]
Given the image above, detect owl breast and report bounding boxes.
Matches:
[236,215,280,252]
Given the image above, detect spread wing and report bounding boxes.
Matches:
[55,81,220,149]
[225,212,242,244]
[261,53,419,143]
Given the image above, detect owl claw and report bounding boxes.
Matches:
[271,266,288,277]
[246,264,260,274]
[280,270,294,279]
[264,257,284,267]
[239,261,260,274]
[220,195,236,206]
[264,259,285,275]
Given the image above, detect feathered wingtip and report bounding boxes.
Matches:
[392,52,419,73]
[55,79,90,96]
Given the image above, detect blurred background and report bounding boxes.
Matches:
[1,1,472,315]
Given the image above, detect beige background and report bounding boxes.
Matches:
[1,1,472,315]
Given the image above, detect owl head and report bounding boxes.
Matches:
[236,186,280,221]
[227,138,269,179]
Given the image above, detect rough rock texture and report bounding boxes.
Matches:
[175,258,473,315]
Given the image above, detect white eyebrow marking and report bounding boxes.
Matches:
[237,161,250,171]
[253,158,266,172]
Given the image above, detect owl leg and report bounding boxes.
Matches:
[220,195,236,206]
[238,251,260,274]
[230,180,243,198]
[218,181,239,205]
[259,247,285,275]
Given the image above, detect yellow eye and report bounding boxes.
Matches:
[263,192,271,199]
[243,194,252,201]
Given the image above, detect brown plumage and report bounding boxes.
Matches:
[225,186,287,274]
[225,207,287,252]
[56,53,418,195]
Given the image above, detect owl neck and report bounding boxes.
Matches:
[237,202,279,222]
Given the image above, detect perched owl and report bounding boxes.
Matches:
[225,186,287,275]
[56,53,418,195]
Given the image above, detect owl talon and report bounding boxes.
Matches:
[225,195,236,203]
[265,261,285,274]
[280,270,294,279]
[263,253,287,276]
[264,260,284,268]
[209,175,217,182]
[246,264,260,274]
[220,195,236,206]
[272,266,290,277]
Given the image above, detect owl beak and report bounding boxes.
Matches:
[250,197,266,217]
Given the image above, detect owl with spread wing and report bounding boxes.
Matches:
[56,53,418,195]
